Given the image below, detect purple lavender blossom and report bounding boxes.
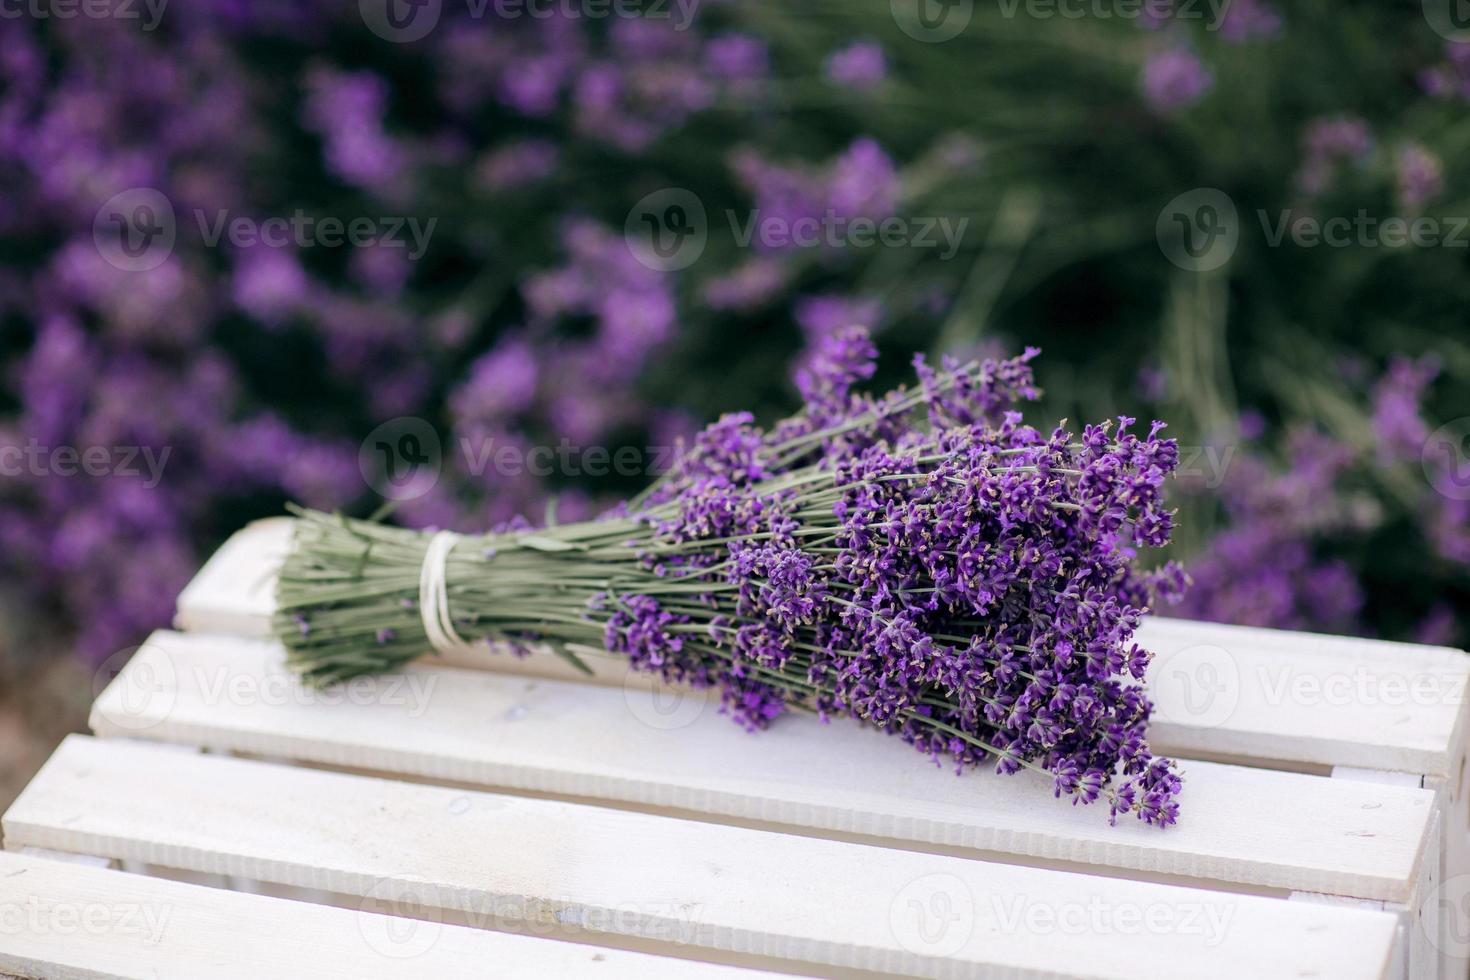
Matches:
[232,246,310,326]
[827,138,900,220]
[1135,364,1169,403]
[301,67,405,192]
[476,140,560,192]
[824,42,887,90]
[703,258,789,312]
[1428,498,1470,567]
[1296,116,1373,197]
[1396,144,1444,211]
[732,138,901,253]
[1415,605,1460,646]
[794,293,883,340]
[1217,0,1283,42]
[1371,355,1439,465]
[594,331,1186,825]
[1172,428,1363,633]
[705,33,770,89]
[1142,48,1213,114]
[451,339,541,424]
[1419,43,1470,102]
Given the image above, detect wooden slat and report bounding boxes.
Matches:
[1138,617,1470,777]
[179,520,1470,778]
[0,850,778,980]
[90,630,1436,904]
[4,736,1402,980]
[174,518,291,637]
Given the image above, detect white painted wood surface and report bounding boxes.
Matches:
[177,520,1470,778]
[1138,616,1470,777]
[4,736,1405,980]
[91,629,1436,904]
[0,850,779,980]
[172,518,292,637]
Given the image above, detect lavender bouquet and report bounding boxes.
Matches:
[276,329,1187,826]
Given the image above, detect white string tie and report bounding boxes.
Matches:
[418,530,476,654]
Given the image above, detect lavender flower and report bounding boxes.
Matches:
[705,33,770,91]
[1142,48,1212,114]
[824,42,887,91]
[278,331,1185,827]
[1418,43,1470,102]
[476,140,560,192]
[1295,116,1373,197]
[703,258,789,312]
[1173,427,1363,633]
[231,246,310,326]
[1371,355,1439,465]
[1395,144,1444,211]
[731,139,901,253]
[1217,0,1283,42]
[301,67,405,192]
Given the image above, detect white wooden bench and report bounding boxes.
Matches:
[3,517,1469,979]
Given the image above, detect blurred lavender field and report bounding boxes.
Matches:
[0,0,1466,701]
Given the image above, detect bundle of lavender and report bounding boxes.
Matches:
[276,328,1188,826]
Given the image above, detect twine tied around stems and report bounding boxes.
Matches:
[418,530,477,654]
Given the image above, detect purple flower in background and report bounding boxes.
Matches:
[523,220,675,380]
[828,137,900,218]
[1217,0,1283,42]
[705,33,770,90]
[730,148,826,234]
[476,140,560,192]
[301,66,405,192]
[232,246,311,326]
[1371,354,1439,465]
[731,138,900,254]
[794,293,883,340]
[824,42,887,90]
[452,338,541,424]
[1419,43,1470,102]
[0,6,797,668]
[1177,348,1462,647]
[1173,428,1365,633]
[1416,604,1460,646]
[573,22,716,152]
[1302,117,1374,163]
[350,242,412,298]
[1429,498,1470,567]
[1142,48,1212,114]
[703,257,789,311]
[436,18,579,118]
[1135,364,1169,403]
[1296,116,1373,196]
[1396,144,1444,211]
